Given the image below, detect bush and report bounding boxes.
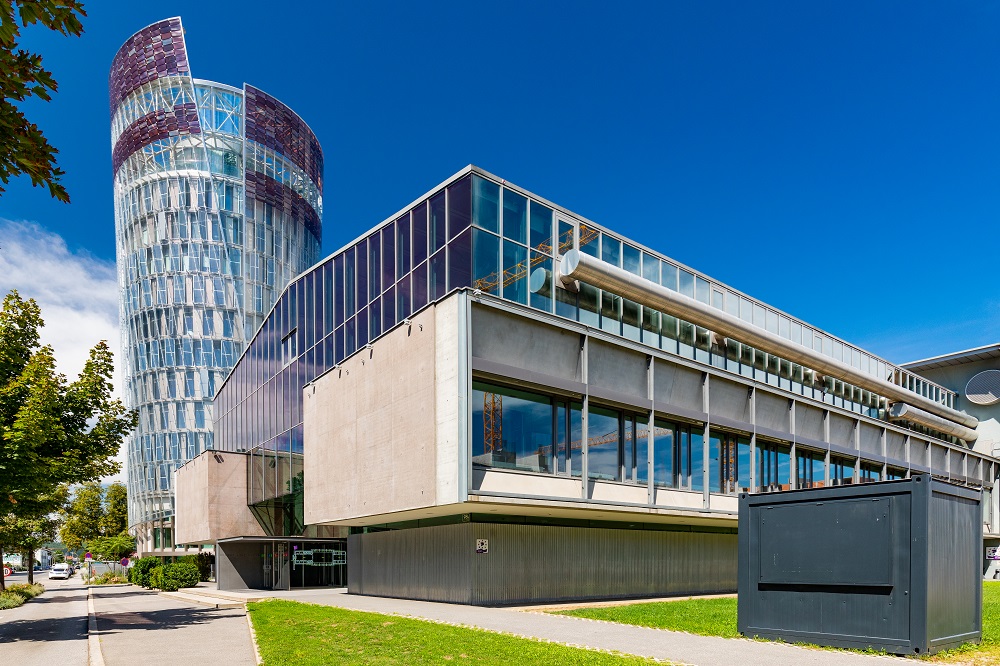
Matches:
[6,583,44,600]
[178,553,212,582]
[90,572,127,585]
[148,562,201,592]
[129,556,161,588]
[0,592,25,610]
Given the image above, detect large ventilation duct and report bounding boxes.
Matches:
[888,403,978,443]
[549,249,979,439]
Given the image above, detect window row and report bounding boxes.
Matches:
[471,381,917,495]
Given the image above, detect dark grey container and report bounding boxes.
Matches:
[738,475,981,655]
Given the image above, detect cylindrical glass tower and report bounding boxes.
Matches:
[110,17,323,555]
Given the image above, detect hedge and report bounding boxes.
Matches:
[148,562,200,592]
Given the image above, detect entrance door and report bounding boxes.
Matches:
[271,542,289,591]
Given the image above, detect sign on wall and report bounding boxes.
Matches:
[987,547,1000,561]
[476,539,489,554]
[292,549,346,566]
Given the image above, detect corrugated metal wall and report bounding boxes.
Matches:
[927,488,982,647]
[348,522,736,605]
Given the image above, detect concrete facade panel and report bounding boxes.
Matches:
[708,377,750,423]
[470,305,582,383]
[588,340,648,402]
[859,422,883,456]
[653,360,703,412]
[795,402,825,443]
[174,451,265,544]
[472,469,581,499]
[303,304,441,525]
[756,391,790,434]
[829,412,856,450]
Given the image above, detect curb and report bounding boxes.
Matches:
[245,604,263,665]
[87,586,106,666]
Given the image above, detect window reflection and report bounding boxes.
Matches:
[472,382,553,473]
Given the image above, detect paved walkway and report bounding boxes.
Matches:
[0,575,89,666]
[90,585,256,666]
[216,586,908,666]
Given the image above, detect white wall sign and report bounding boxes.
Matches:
[476,539,488,554]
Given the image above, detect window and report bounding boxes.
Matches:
[756,440,791,492]
[710,432,751,494]
[796,449,825,488]
[472,176,499,233]
[587,406,620,481]
[281,329,298,366]
[472,382,553,473]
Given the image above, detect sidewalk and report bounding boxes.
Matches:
[207,585,907,666]
[90,585,256,666]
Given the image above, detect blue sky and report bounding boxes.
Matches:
[2,1,998,367]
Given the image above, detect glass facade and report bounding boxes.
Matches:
[215,166,994,534]
[111,18,322,536]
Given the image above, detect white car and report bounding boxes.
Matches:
[48,563,71,580]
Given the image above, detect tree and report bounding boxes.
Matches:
[0,291,135,512]
[0,290,136,590]
[59,482,103,551]
[0,1,86,202]
[88,533,134,568]
[100,482,127,536]
[0,511,58,586]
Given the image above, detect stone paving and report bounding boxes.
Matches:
[211,585,910,666]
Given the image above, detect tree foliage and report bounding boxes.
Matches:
[58,481,103,551]
[100,482,128,536]
[0,290,135,590]
[88,532,134,563]
[0,1,86,202]
[0,291,136,513]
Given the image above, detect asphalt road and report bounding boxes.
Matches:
[0,572,89,666]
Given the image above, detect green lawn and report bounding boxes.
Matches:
[555,597,738,638]
[247,599,660,665]
[556,584,1000,663]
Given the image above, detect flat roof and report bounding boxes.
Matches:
[902,343,1000,371]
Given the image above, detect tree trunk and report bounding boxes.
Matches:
[25,549,33,585]
[0,543,5,591]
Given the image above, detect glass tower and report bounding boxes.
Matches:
[110,17,323,550]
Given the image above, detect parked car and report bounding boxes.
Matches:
[49,563,72,580]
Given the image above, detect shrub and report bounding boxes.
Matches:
[129,556,161,588]
[148,562,200,592]
[178,553,213,582]
[0,592,25,610]
[90,572,127,585]
[6,583,44,600]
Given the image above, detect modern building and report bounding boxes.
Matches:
[111,17,323,557]
[902,344,1000,577]
[176,166,999,602]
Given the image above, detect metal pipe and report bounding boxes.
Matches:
[888,403,978,443]
[551,249,979,435]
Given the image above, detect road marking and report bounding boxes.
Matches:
[87,586,106,666]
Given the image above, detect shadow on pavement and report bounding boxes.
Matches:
[0,616,87,643]
[96,606,242,635]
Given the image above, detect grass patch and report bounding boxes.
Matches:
[0,583,45,610]
[248,599,659,665]
[555,597,738,638]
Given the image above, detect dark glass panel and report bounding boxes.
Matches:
[578,282,599,327]
[529,201,552,251]
[472,175,500,233]
[356,306,368,347]
[555,285,576,320]
[653,419,674,488]
[396,273,411,322]
[623,244,641,275]
[472,229,500,295]
[396,215,410,277]
[641,253,659,283]
[636,415,649,484]
[411,202,428,266]
[557,220,574,254]
[588,406,620,481]
[382,284,395,331]
[356,238,368,310]
[381,224,395,289]
[602,235,621,267]
[501,240,527,304]
[368,233,380,299]
[322,260,333,336]
[622,299,640,341]
[448,228,472,290]
[529,253,552,312]
[369,296,382,339]
[580,224,599,257]
[448,175,472,241]
[502,189,527,244]
[344,247,356,318]
[430,191,447,253]
[411,261,428,311]
[429,250,447,300]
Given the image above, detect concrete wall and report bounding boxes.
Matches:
[174,451,266,545]
[349,522,737,605]
[304,297,461,525]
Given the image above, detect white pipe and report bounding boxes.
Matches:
[888,403,978,443]
[552,249,979,436]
